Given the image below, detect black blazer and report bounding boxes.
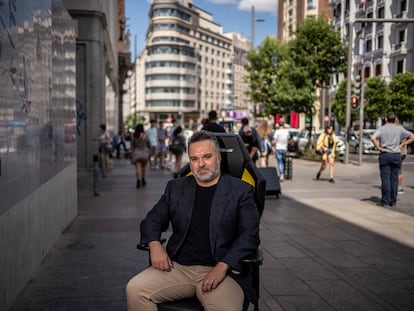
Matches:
[140,174,260,302]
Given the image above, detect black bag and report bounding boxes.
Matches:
[170,136,184,154]
[316,148,324,155]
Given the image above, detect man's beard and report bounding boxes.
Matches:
[193,163,220,183]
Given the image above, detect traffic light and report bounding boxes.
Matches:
[352,75,362,99]
[351,95,358,109]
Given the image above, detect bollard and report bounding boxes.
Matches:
[93,154,99,196]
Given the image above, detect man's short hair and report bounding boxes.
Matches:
[188,130,220,154]
[208,110,217,120]
[386,111,396,123]
[241,117,249,125]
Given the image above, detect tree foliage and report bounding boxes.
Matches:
[289,16,347,87]
[331,72,414,127]
[245,37,279,116]
[245,16,346,121]
[364,76,388,124]
[387,72,414,122]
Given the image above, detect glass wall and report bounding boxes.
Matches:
[0,0,76,214]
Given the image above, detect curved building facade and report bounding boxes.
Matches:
[143,0,234,126]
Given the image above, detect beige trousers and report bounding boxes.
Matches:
[126,262,244,311]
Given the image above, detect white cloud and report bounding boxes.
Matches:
[205,0,278,15]
[238,0,278,14]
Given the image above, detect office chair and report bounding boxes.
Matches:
[137,133,266,311]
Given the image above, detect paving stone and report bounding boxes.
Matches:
[276,293,335,311]
[305,279,390,311]
[260,267,313,296]
[277,257,339,281]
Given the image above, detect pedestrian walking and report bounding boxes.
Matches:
[371,112,414,207]
[398,140,407,194]
[146,120,158,169]
[272,121,290,181]
[315,125,338,183]
[167,118,178,164]
[156,120,168,169]
[112,130,129,159]
[98,123,113,171]
[131,124,151,189]
[257,120,273,168]
[169,126,186,176]
[240,125,259,165]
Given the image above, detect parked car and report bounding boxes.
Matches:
[297,128,345,157]
[349,130,379,154]
[297,129,318,155]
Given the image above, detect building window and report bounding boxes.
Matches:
[377,7,384,18]
[364,66,370,78]
[377,35,383,49]
[375,64,382,76]
[397,59,404,73]
[401,0,407,12]
[307,0,316,9]
[366,39,372,52]
[399,30,405,43]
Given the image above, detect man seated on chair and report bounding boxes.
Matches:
[126,131,260,311]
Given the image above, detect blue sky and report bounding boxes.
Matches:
[125,0,278,59]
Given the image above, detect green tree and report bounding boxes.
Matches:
[272,42,315,116]
[364,76,388,125]
[245,36,279,117]
[387,72,414,122]
[124,113,145,129]
[289,16,347,87]
[288,16,346,148]
[245,16,346,150]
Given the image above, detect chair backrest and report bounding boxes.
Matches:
[176,133,266,216]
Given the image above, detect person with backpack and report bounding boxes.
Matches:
[170,126,186,176]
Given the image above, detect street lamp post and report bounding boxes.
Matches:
[251,6,265,48]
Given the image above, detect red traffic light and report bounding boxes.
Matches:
[351,96,358,109]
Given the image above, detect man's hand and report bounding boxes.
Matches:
[201,262,229,294]
[149,241,173,271]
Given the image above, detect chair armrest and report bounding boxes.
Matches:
[137,238,167,252]
[241,249,263,265]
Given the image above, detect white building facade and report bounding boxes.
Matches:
[330,0,414,85]
[127,0,251,129]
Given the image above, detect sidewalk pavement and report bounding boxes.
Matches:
[10,154,414,311]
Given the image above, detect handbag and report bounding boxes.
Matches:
[131,148,149,164]
[316,148,325,155]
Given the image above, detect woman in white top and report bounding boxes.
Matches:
[273,121,290,181]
